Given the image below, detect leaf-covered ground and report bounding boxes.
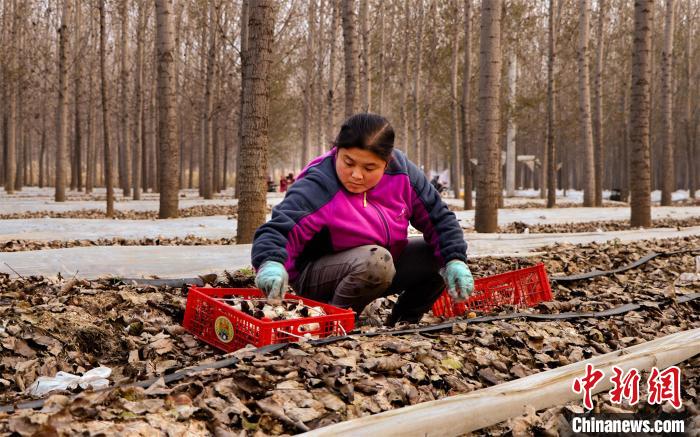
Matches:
[0,236,698,435]
[0,205,240,221]
[3,217,700,253]
[0,236,238,252]
[492,216,700,234]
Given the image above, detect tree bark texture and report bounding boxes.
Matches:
[326,0,338,147]
[577,0,595,207]
[99,0,114,216]
[302,0,315,166]
[341,0,358,119]
[411,0,424,164]
[630,0,653,227]
[73,2,82,192]
[132,0,145,200]
[546,0,557,208]
[399,0,409,153]
[684,7,696,198]
[119,0,131,197]
[461,0,473,210]
[235,0,249,199]
[155,0,180,218]
[236,0,274,244]
[474,0,502,233]
[450,0,460,197]
[315,0,325,155]
[202,2,216,199]
[359,0,370,112]
[660,0,675,206]
[3,0,17,194]
[377,1,385,114]
[505,52,517,198]
[592,0,606,206]
[55,0,71,202]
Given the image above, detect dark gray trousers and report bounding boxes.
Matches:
[291,238,446,325]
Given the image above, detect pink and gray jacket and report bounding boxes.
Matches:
[251,148,467,283]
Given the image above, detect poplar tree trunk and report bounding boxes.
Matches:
[474,0,502,233]
[359,0,370,112]
[422,3,437,176]
[341,0,358,118]
[546,0,557,208]
[592,0,606,206]
[505,52,517,198]
[99,0,114,216]
[302,0,315,166]
[315,0,325,155]
[202,2,216,199]
[630,0,653,227]
[132,0,145,200]
[14,18,25,191]
[399,0,409,152]
[411,0,424,164]
[213,57,222,193]
[685,8,696,199]
[235,0,249,199]
[0,1,6,188]
[39,103,47,189]
[15,81,24,191]
[175,3,185,191]
[660,0,675,206]
[143,78,151,193]
[188,117,195,189]
[119,0,131,197]
[3,0,17,194]
[73,2,82,192]
[150,74,158,194]
[236,0,274,244]
[155,0,179,217]
[619,77,630,202]
[326,0,338,145]
[450,0,460,197]
[377,1,385,114]
[25,129,32,187]
[56,0,71,202]
[461,0,473,210]
[577,0,595,207]
[86,64,94,194]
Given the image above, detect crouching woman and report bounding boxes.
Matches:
[251,113,474,325]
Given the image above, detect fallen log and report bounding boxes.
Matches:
[303,328,700,437]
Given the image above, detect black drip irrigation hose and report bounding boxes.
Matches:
[121,248,700,287]
[2,292,697,414]
[550,247,700,282]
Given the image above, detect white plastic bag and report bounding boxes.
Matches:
[27,366,112,397]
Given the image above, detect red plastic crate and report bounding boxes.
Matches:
[182,287,355,352]
[432,263,552,317]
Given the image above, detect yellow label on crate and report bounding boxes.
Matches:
[214,316,234,343]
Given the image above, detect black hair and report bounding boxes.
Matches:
[332,113,395,161]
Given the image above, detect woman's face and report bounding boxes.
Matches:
[335,147,387,193]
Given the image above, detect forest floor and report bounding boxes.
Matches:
[0,188,699,434]
[0,236,698,435]
[2,227,700,279]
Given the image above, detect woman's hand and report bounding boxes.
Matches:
[255,261,288,303]
[442,260,474,302]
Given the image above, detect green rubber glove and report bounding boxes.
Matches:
[441,260,474,303]
[255,261,288,303]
